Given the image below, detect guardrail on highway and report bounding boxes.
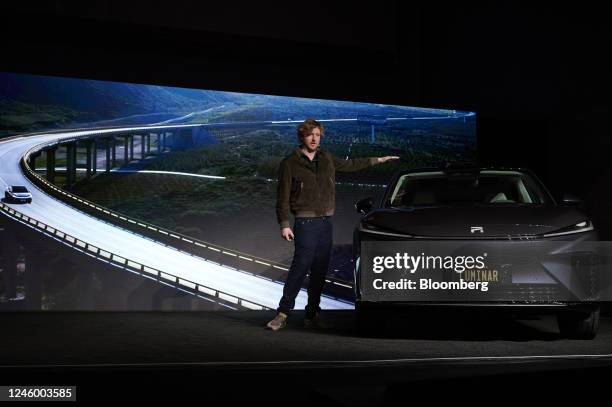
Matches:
[18,128,355,298]
[0,201,270,311]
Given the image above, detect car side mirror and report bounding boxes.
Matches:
[561,193,582,205]
[355,197,373,215]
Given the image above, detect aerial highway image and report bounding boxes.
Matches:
[0,71,476,312]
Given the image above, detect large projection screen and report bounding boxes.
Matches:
[0,72,476,311]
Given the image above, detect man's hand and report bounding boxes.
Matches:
[377,156,400,164]
[281,227,295,241]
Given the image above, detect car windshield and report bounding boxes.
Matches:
[12,186,28,193]
[386,170,552,208]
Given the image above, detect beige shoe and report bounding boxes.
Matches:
[266,312,287,331]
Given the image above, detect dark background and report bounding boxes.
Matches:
[1,2,611,402]
[2,0,611,237]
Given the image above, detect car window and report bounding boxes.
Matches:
[387,171,551,207]
[12,186,28,193]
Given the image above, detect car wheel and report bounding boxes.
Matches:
[27,199,32,204]
[4,192,10,202]
[557,306,600,339]
[355,302,385,336]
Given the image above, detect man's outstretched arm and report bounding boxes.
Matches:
[332,154,400,172]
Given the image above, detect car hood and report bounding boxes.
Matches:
[361,205,588,238]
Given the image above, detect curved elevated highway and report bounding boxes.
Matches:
[0,125,353,311]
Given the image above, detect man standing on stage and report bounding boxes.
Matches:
[267,118,398,330]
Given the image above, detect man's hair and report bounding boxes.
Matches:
[297,118,324,144]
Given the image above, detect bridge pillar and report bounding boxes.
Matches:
[65,142,77,189]
[130,135,135,161]
[150,133,157,155]
[111,137,117,167]
[105,138,111,173]
[85,141,92,179]
[141,134,146,159]
[371,124,376,143]
[46,146,57,183]
[124,136,129,164]
[29,152,40,171]
[24,245,43,310]
[146,133,151,155]
[0,225,18,299]
[76,268,95,310]
[95,265,128,310]
[161,132,166,152]
[92,140,98,175]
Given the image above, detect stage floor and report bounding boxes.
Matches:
[1,310,611,405]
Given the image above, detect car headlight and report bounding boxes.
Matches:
[542,220,594,237]
[358,223,414,238]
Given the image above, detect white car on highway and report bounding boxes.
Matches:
[4,185,32,203]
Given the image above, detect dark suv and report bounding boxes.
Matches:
[353,165,601,339]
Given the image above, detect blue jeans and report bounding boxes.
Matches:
[277,217,333,318]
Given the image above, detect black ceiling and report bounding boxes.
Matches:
[3,1,610,117]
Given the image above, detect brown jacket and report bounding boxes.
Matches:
[276,147,377,228]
